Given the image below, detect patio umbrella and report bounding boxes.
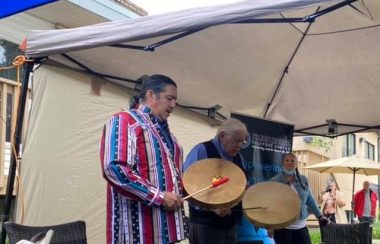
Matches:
[304,155,380,199]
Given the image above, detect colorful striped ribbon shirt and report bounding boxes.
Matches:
[100,105,187,244]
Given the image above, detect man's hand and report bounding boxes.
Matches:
[213,208,232,217]
[318,215,331,226]
[267,228,274,238]
[162,192,183,211]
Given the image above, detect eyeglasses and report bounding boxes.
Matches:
[234,138,247,145]
[284,159,296,163]
[230,136,247,145]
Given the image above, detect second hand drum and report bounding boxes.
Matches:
[182,158,247,210]
[243,181,301,230]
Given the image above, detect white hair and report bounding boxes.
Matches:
[217,118,248,136]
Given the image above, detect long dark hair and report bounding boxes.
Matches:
[282,153,307,190]
[130,74,177,109]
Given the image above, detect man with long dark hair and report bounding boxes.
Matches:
[100,75,187,244]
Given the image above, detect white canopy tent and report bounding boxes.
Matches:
[23,0,380,136]
[4,0,380,243]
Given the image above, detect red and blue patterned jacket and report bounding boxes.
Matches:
[100,104,187,244]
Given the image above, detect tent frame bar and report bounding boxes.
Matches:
[263,0,357,118]
[241,0,357,24]
[178,104,226,119]
[108,0,356,52]
[57,56,228,120]
[111,28,205,52]
[237,17,313,24]
[294,123,379,138]
[297,122,372,131]
[61,54,137,84]
[263,8,317,119]
[306,0,357,20]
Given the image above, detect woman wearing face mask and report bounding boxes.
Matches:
[269,153,329,244]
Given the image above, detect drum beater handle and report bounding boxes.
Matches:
[182,177,229,200]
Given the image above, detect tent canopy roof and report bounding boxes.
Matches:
[24,0,380,136]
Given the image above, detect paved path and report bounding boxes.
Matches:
[373,240,380,243]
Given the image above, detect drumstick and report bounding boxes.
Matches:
[183,177,229,200]
[231,207,267,211]
[242,207,267,210]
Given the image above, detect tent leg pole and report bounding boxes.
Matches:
[0,61,33,244]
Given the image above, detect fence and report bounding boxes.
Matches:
[0,75,30,196]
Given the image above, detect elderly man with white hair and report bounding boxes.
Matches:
[183,118,249,244]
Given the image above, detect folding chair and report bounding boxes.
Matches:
[320,222,370,244]
[4,220,87,244]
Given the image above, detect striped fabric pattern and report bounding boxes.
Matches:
[100,105,187,244]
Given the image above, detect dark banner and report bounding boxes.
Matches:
[232,113,294,244]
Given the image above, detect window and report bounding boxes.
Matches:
[0,39,23,81]
[365,141,375,160]
[342,134,356,157]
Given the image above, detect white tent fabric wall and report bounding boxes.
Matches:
[16,64,217,244]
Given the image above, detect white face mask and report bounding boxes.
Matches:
[283,168,295,176]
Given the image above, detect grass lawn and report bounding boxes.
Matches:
[309,227,321,244]
[309,221,380,244]
[373,221,380,239]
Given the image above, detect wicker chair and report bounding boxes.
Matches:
[320,222,371,244]
[4,220,87,244]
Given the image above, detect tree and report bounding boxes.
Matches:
[0,39,22,81]
[310,136,333,152]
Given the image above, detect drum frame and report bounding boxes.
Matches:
[183,158,247,210]
[242,181,301,230]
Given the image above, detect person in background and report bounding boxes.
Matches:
[183,118,249,244]
[353,181,378,224]
[320,182,346,223]
[100,75,187,244]
[270,153,329,244]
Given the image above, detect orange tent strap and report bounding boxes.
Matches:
[12,55,26,66]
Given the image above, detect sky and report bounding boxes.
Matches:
[132,0,238,15]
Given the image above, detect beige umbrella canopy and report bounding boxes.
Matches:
[305,155,380,198]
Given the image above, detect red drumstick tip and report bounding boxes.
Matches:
[211,177,229,187]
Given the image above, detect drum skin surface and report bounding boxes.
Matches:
[183,158,247,209]
[242,181,301,229]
